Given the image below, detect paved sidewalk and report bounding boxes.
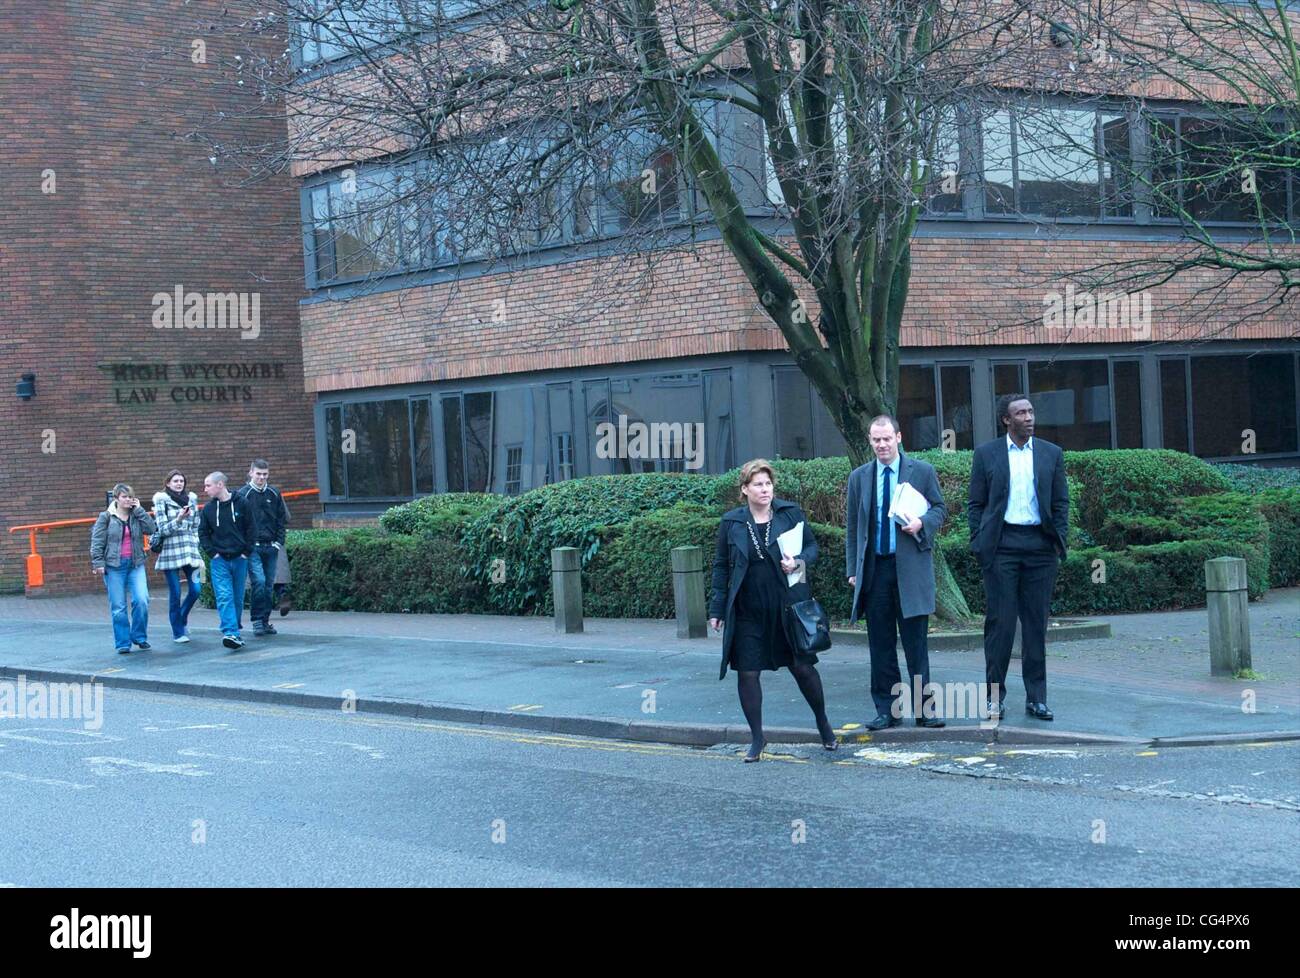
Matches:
[1,589,1296,746]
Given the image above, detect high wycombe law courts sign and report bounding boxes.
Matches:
[101,362,290,405]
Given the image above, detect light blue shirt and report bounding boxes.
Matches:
[876,455,900,554]
[1005,435,1041,525]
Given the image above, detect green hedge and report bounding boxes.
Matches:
[583,503,719,619]
[714,456,851,525]
[940,535,1269,616]
[1065,450,1228,541]
[378,493,497,536]
[199,527,488,614]
[1257,489,1300,587]
[263,450,1299,619]
[582,503,853,621]
[1214,463,1300,492]
[278,528,486,613]
[460,473,722,614]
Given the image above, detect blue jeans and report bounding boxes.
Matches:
[104,564,149,650]
[210,555,248,637]
[247,544,279,625]
[162,566,201,639]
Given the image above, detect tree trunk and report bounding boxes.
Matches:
[933,543,973,624]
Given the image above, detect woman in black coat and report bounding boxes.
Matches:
[708,459,837,761]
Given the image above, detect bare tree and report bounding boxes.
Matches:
[1049,0,1300,327]
[201,0,1153,462]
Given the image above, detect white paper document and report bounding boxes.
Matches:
[777,522,805,586]
[889,482,930,528]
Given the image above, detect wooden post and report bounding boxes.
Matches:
[551,547,583,634]
[1206,556,1250,676]
[671,546,707,639]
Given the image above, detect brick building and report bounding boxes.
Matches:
[1,2,316,594]
[288,5,1299,517]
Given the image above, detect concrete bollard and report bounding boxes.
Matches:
[671,546,707,639]
[551,547,583,634]
[1206,556,1251,676]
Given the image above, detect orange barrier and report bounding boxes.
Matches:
[7,488,321,588]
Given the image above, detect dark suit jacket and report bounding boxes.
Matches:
[967,436,1069,569]
[844,453,947,623]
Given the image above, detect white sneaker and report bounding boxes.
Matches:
[174,635,191,644]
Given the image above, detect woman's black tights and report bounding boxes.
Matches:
[737,663,834,752]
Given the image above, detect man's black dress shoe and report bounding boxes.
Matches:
[1025,702,1054,721]
[866,714,902,731]
[915,716,946,728]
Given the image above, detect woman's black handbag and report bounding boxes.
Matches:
[782,580,832,657]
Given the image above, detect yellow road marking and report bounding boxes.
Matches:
[1136,750,1158,756]
[98,668,125,675]
[272,682,304,689]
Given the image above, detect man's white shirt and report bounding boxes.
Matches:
[1005,435,1041,525]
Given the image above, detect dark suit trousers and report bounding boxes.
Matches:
[982,524,1059,705]
[860,556,932,717]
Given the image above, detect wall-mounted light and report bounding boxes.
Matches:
[16,373,36,400]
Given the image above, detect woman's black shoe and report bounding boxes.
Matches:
[743,739,766,763]
[818,721,839,750]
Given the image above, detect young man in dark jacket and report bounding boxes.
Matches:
[235,458,290,636]
[199,471,258,650]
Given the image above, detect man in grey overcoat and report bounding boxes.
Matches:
[846,415,948,730]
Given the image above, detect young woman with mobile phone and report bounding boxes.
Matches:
[151,469,203,644]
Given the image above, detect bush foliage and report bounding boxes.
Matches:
[263,451,1298,619]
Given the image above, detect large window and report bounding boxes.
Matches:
[304,96,1299,291]
[772,366,848,460]
[1189,354,1298,457]
[322,398,416,498]
[978,105,1131,220]
[1160,358,1190,452]
[309,163,439,283]
[296,1,477,67]
[1113,360,1143,449]
[940,364,975,450]
[899,365,940,449]
[1149,114,1290,224]
[1028,358,1112,450]
[923,108,964,216]
[296,1,404,66]
[774,362,971,457]
[306,126,692,286]
[584,371,720,474]
[992,358,1142,450]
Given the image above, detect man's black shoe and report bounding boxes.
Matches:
[985,700,1003,721]
[134,641,151,651]
[279,592,292,617]
[261,621,277,635]
[253,623,268,636]
[866,714,902,731]
[915,716,946,728]
[1026,702,1054,721]
[222,634,242,650]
